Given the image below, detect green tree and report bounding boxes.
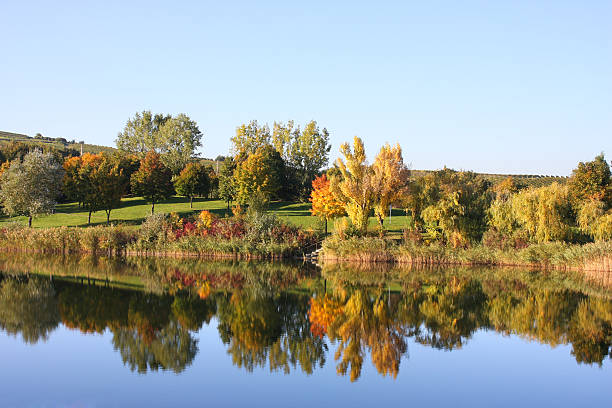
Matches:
[231,120,271,159]
[272,120,331,199]
[116,111,202,174]
[218,157,236,212]
[173,162,210,208]
[511,183,572,242]
[130,152,174,214]
[0,150,64,227]
[157,114,204,174]
[0,277,60,344]
[412,169,491,244]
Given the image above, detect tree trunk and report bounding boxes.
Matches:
[88,210,92,224]
[151,202,155,214]
[28,216,32,228]
[190,196,193,209]
[324,218,328,235]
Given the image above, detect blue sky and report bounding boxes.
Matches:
[1,0,610,175]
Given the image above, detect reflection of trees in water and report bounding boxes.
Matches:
[327,290,408,381]
[0,277,60,344]
[1,261,611,380]
[414,278,488,350]
[217,291,327,374]
[112,319,198,374]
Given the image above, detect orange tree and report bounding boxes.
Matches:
[130,152,174,214]
[310,174,345,234]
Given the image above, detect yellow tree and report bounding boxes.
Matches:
[233,145,284,205]
[330,137,375,235]
[371,143,410,229]
[310,175,345,234]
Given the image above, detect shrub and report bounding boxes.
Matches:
[139,213,169,243]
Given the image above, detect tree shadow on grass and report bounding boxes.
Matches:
[268,201,311,214]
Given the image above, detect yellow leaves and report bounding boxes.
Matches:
[372,143,410,227]
[308,295,344,338]
[332,137,375,234]
[233,145,283,204]
[198,210,215,229]
[197,282,211,299]
[332,138,409,233]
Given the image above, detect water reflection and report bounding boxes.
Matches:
[0,254,611,381]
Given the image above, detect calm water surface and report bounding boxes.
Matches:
[0,254,610,407]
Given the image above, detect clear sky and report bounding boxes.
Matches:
[1,0,610,175]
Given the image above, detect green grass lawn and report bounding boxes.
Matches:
[0,196,413,233]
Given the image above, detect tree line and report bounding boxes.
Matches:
[0,109,610,246]
[310,137,611,245]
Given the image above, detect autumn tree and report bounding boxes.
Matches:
[371,143,410,229]
[568,153,611,208]
[91,155,126,224]
[330,137,375,235]
[310,174,345,234]
[0,150,64,227]
[234,145,285,205]
[63,156,87,207]
[173,162,210,208]
[130,152,174,214]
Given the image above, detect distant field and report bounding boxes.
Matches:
[410,169,568,188]
[0,196,412,233]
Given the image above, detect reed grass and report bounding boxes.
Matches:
[0,222,309,259]
[320,235,612,272]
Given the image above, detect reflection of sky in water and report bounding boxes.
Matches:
[0,319,610,408]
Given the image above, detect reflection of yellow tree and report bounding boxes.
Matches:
[328,290,407,381]
[309,295,344,338]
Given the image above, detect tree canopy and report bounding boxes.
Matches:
[0,150,64,227]
[116,111,203,174]
[130,152,174,214]
[173,162,211,208]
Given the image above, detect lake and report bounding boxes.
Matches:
[0,254,610,407]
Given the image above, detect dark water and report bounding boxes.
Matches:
[0,254,610,407]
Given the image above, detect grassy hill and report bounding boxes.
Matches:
[0,130,116,155]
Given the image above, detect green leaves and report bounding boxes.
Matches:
[116,111,203,175]
[173,162,211,207]
[130,152,174,212]
[0,150,64,225]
